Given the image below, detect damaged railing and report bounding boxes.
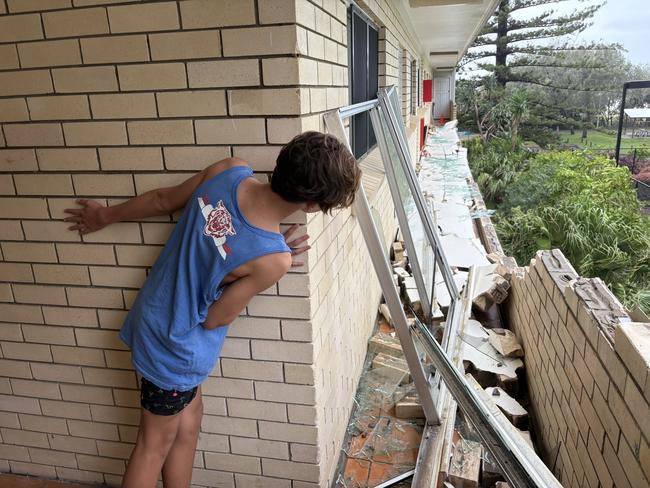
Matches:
[323,86,563,488]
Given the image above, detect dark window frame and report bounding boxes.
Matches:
[348,4,379,159]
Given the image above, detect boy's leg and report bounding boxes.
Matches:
[161,387,204,488]
[121,408,181,488]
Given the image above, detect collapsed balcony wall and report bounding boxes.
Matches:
[506,249,650,488]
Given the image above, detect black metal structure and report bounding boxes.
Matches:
[614,80,650,164]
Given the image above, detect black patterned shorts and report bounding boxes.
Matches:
[140,377,198,416]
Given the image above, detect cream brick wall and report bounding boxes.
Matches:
[0,0,432,486]
[507,250,650,488]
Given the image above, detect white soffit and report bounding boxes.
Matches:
[399,0,499,69]
[624,108,650,119]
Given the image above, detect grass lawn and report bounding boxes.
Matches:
[558,130,650,150]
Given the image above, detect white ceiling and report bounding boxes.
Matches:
[398,0,499,70]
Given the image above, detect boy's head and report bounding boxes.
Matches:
[271,131,361,214]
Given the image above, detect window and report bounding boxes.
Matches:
[348,5,378,158]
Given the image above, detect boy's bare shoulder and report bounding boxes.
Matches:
[203,157,250,181]
[252,252,292,278]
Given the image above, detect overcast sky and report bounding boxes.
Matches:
[521,0,650,66]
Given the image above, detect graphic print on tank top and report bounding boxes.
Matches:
[197,195,236,259]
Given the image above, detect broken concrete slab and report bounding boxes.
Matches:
[440,234,490,269]
[487,329,523,358]
[462,335,524,380]
[371,353,411,384]
[448,438,482,488]
[369,333,403,358]
[485,387,528,429]
[395,393,425,419]
[378,303,392,326]
[472,265,510,312]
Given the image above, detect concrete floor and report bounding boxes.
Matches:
[0,474,92,488]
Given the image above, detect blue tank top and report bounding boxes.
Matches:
[119,165,290,390]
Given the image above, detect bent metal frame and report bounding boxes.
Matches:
[323,87,563,488]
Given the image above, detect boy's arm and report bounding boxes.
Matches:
[202,253,292,330]
[64,158,246,234]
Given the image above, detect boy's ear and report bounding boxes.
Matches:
[303,202,321,213]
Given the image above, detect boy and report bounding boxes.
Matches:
[64,131,360,488]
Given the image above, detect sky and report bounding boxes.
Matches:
[521,0,650,66]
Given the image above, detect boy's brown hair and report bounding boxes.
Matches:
[271,131,361,213]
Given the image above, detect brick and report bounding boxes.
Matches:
[623,375,650,442]
[232,146,281,172]
[82,367,137,388]
[157,90,228,118]
[204,452,261,475]
[258,0,298,24]
[108,2,178,33]
[251,340,312,364]
[0,14,43,42]
[196,432,229,453]
[43,7,108,38]
[18,39,81,68]
[89,266,146,289]
[616,322,650,390]
[36,148,98,171]
[42,305,98,327]
[190,469,235,488]
[230,436,289,460]
[32,363,83,384]
[8,0,70,12]
[0,359,32,379]
[4,123,64,147]
[618,435,649,487]
[98,309,127,329]
[52,345,105,367]
[118,63,186,91]
[163,146,231,171]
[57,243,115,265]
[42,400,90,420]
[0,174,14,195]
[221,358,283,382]
[73,174,135,197]
[128,120,194,145]
[142,222,174,244]
[248,295,311,320]
[235,474,291,488]
[55,467,104,485]
[228,317,281,340]
[24,263,81,289]
[584,343,610,397]
[2,241,57,262]
[104,350,131,369]
[63,122,127,146]
[0,149,37,171]
[80,34,149,64]
[0,45,20,70]
[287,405,316,425]
[112,388,138,407]
[67,286,123,309]
[90,93,157,119]
[187,59,259,88]
[0,98,29,122]
[97,440,133,459]
[2,427,49,448]
[82,223,141,244]
[77,454,125,475]
[0,70,52,96]
[149,30,221,61]
[258,420,317,444]
[602,436,632,488]
[222,26,298,56]
[227,398,287,422]
[0,304,43,324]
[281,320,313,342]
[597,332,627,393]
[263,57,304,86]
[0,394,41,414]
[290,443,319,463]
[220,337,251,359]
[76,328,127,350]
[52,66,118,93]
[29,447,77,469]
[262,459,318,483]
[23,324,75,345]
[113,245,159,267]
[0,324,23,342]
[0,444,29,462]
[15,174,74,196]
[202,415,257,438]
[180,0,255,28]
[98,147,163,171]
[90,404,139,425]
[11,379,61,399]
[20,413,68,434]
[203,377,254,399]
[267,118,303,144]
[9,461,56,478]
[255,381,315,406]
[284,364,314,385]
[49,434,97,455]
[194,118,265,145]
[229,88,302,116]
[61,383,113,405]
